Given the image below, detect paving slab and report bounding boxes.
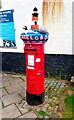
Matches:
[8,77,23,85]
[2,88,8,96]
[0,100,2,109]
[0,100,2,119]
[19,111,37,118]
[0,78,2,89]
[18,89,26,99]
[0,72,2,76]
[0,88,8,97]
[16,100,28,114]
[2,80,11,88]
[1,73,67,119]
[20,76,26,82]
[2,104,21,118]
[0,76,2,81]
[18,81,26,89]
[6,84,24,94]
[1,92,22,106]
[0,114,2,120]
[0,88,2,98]
[2,76,11,81]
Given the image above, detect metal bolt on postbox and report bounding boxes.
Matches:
[20,7,49,106]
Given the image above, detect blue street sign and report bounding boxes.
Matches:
[0,9,16,48]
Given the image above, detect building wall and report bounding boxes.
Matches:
[2,52,74,80]
[0,0,73,54]
[0,0,73,79]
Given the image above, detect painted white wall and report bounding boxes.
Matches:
[0,0,73,54]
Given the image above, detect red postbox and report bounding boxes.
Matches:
[20,7,49,105]
[24,43,44,105]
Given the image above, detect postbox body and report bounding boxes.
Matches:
[24,43,44,105]
[20,30,49,105]
[20,6,49,105]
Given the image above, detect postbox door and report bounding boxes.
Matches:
[25,44,44,95]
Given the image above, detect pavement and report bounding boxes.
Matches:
[0,72,67,119]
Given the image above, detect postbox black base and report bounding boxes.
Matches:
[26,91,44,106]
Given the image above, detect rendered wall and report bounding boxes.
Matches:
[0,0,73,54]
[2,52,74,80]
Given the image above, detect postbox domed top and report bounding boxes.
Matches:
[20,29,49,43]
[20,7,49,43]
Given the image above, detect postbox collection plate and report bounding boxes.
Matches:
[28,55,34,66]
